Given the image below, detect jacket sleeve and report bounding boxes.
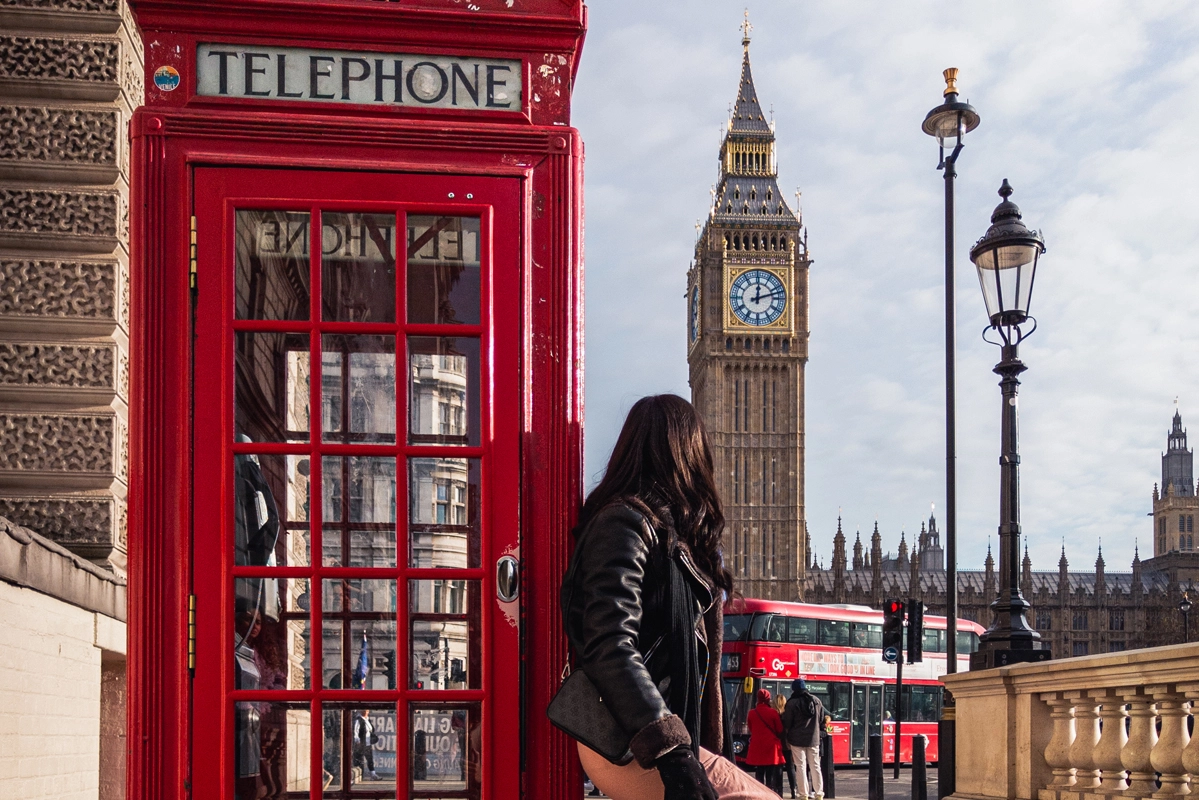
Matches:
[574,505,689,766]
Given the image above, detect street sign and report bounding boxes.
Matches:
[883,645,899,663]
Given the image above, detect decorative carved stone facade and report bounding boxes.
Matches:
[0,0,140,573]
[687,29,810,602]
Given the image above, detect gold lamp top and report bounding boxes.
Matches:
[943,68,960,97]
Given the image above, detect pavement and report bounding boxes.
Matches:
[583,765,938,800]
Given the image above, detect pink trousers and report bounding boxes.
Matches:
[579,743,781,800]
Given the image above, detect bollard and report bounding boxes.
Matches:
[821,731,836,799]
[869,733,884,800]
[937,716,955,799]
[912,734,927,800]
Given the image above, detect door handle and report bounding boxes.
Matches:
[496,555,520,603]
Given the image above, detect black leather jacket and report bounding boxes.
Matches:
[561,503,726,765]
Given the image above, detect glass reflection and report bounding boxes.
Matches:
[321,212,396,323]
[410,703,481,797]
[233,578,310,691]
[234,703,311,799]
[322,456,395,568]
[408,458,479,569]
[235,210,311,321]
[409,580,480,691]
[322,579,396,691]
[322,705,397,795]
[408,337,479,446]
[321,335,396,445]
[407,215,481,325]
[234,453,310,567]
[235,332,310,443]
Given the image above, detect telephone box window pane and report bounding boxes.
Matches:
[407,215,481,325]
[235,210,311,321]
[408,337,479,446]
[321,456,396,567]
[234,454,311,567]
[322,579,397,691]
[233,578,310,690]
[320,704,397,794]
[410,702,481,797]
[408,458,480,569]
[235,332,310,442]
[409,579,481,691]
[233,703,311,798]
[321,212,397,323]
[321,335,396,445]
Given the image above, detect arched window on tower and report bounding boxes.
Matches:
[752,234,759,250]
[726,203,732,213]
[750,188,756,201]
[725,337,732,350]
[761,205,768,214]
[781,235,787,249]
[733,380,740,433]
[771,235,777,250]
[724,233,731,249]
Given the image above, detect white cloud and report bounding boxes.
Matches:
[575,1,1199,577]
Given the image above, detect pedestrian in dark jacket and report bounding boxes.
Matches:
[781,679,826,800]
[561,395,778,800]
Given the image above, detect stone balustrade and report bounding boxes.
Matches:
[942,642,1199,800]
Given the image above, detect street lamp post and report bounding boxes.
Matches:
[1181,592,1192,642]
[969,180,1052,670]
[923,68,978,800]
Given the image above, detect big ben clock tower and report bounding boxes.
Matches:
[687,18,809,601]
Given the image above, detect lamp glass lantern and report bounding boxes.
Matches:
[970,180,1046,329]
[1182,593,1193,615]
[921,68,980,152]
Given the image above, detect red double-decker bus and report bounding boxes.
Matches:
[721,599,985,766]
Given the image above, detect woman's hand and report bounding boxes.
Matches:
[656,747,718,800]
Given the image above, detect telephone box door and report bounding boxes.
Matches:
[191,166,521,798]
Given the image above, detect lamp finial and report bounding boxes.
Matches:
[943,67,960,97]
[998,178,1013,200]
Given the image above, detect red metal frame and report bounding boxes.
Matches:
[127,3,586,799]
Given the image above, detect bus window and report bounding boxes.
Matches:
[850,622,882,649]
[788,617,817,644]
[818,619,850,647]
[923,628,946,653]
[761,679,793,704]
[827,682,851,721]
[750,613,787,642]
[957,631,980,653]
[724,614,752,643]
[909,685,942,722]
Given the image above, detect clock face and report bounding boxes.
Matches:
[729,269,786,326]
[690,285,701,342]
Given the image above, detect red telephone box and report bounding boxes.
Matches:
[126,3,586,799]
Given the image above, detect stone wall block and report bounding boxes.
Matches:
[0,34,122,101]
[0,186,121,253]
[0,412,116,475]
[0,496,114,546]
[0,341,116,389]
[0,0,119,12]
[0,259,118,323]
[0,104,121,183]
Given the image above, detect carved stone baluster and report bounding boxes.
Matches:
[1122,689,1159,799]
[1179,684,1199,784]
[1069,691,1102,794]
[1040,692,1078,800]
[1148,684,1191,797]
[1089,688,1128,795]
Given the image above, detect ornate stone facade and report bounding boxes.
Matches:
[687,28,809,601]
[805,413,1199,655]
[0,0,140,573]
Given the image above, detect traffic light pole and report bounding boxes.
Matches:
[894,656,904,780]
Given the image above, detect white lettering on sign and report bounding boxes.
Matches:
[196,44,521,111]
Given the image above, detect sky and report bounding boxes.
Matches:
[571,1,1199,576]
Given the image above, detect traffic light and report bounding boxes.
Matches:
[882,598,905,658]
[382,651,396,689]
[906,599,924,663]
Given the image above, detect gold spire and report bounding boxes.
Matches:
[942,67,959,97]
[741,9,753,52]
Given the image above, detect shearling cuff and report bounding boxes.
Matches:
[629,714,692,768]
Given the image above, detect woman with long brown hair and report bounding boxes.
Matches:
[560,394,778,799]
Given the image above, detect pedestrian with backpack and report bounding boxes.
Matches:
[781,679,825,800]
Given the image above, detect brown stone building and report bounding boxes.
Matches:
[804,412,1199,655]
[0,1,139,796]
[687,26,810,601]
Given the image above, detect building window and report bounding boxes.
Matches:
[1036,611,1052,630]
[1072,641,1089,657]
[1072,611,1088,631]
[1109,641,1126,653]
[1180,514,1186,533]
[1189,515,1194,533]
[762,379,768,431]
[771,380,777,432]
[1109,608,1125,631]
[744,379,751,428]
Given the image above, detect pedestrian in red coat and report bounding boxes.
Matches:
[746,689,786,794]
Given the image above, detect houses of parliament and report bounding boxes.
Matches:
[691,25,1196,652]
